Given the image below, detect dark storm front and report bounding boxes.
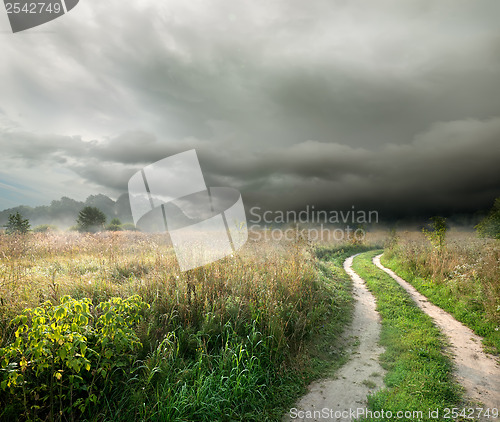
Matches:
[4,0,79,32]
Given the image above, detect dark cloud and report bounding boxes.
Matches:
[0,0,499,219]
[1,116,499,218]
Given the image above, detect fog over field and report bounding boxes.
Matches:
[1,0,499,218]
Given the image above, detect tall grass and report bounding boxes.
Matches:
[383,231,500,354]
[0,231,368,421]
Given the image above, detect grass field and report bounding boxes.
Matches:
[0,228,497,421]
[0,231,374,421]
[382,231,500,354]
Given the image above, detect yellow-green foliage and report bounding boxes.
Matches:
[0,295,149,418]
[476,197,500,239]
[422,216,448,251]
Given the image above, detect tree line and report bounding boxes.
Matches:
[2,198,500,238]
[3,206,137,234]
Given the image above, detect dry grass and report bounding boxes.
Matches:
[0,230,322,350]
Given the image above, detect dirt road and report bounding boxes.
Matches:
[374,254,500,414]
[283,255,386,421]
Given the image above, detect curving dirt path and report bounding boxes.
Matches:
[374,254,500,414]
[283,255,386,421]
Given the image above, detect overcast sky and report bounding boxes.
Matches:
[1,0,499,218]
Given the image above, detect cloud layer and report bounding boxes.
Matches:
[1,0,499,218]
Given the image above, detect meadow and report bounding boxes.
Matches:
[382,230,500,354]
[0,230,372,421]
[0,227,498,421]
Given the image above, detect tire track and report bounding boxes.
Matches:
[374,254,500,414]
[284,255,386,421]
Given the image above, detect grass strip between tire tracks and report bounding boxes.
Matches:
[352,251,465,422]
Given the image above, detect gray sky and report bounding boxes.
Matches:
[1,0,499,218]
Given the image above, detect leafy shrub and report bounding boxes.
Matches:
[0,295,149,420]
[106,218,138,231]
[476,197,500,239]
[106,218,123,231]
[106,224,122,231]
[422,216,448,251]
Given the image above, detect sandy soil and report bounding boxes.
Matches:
[283,255,386,421]
[374,254,500,416]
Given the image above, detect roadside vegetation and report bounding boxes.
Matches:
[475,197,500,239]
[382,231,500,354]
[352,251,464,421]
[0,230,373,421]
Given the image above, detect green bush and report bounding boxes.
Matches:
[476,197,500,239]
[106,218,123,231]
[106,223,122,231]
[422,216,448,251]
[0,295,149,420]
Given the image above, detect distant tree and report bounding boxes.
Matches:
[76,206,106,233]
[475,198,500,239]
[422,216,447,251]
[5,212,31,234]
[106,218,123,231]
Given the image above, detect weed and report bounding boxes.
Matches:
[362,380,377,389]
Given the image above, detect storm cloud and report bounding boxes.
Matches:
[0,0,499,219]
